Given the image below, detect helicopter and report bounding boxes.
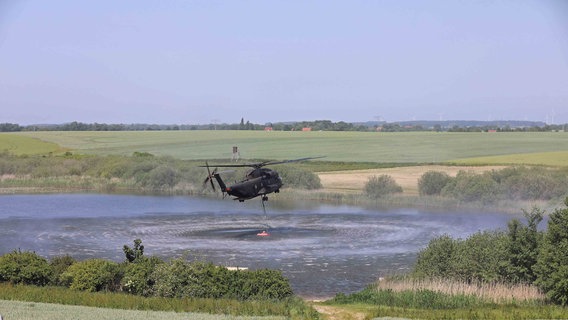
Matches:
[201,157,323,205]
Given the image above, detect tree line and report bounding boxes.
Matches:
[2,120,565,132]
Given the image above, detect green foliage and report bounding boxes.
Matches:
[61,259,122,292]
[414,231,509,283]
[452,231,508,283]
[503,207,543,283]
[239,269,294,300]
[122,256,163,296]
[413,235,457,279]
[275,165,322,189]
[150,259,293,300]
[434,167,568,203]
[418,171,451,195]
[535,198,568,305]
[364,174,403,198]
[123,239,145,263]
[0,250,52,286]
[442,170,500,204]
[495,166,568,200]
[49,255,76,286]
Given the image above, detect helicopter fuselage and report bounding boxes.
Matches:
[213,168,283,202]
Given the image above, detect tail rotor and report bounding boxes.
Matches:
[202,161,217,192]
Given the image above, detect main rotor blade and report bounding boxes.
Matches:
[199,156,325,168]
[258,156,326,166]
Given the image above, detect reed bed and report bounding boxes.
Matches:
[376,277,546,304]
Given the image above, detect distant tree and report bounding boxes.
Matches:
[0,123,22,132]
[364,175,403,198]
[418,171,451,196]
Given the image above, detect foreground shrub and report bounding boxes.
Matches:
[122,256,163,296]
[413,235,457,279]
[150,258,292,300]
[61,259,122,292]
[414,230,508,283]
[364,174,402,198]
[535,198,568,305]
[49,254,76,286]
[0,250,51,286]
[239,268,294,300]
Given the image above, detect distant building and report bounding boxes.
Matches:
[302,127,312,132]
[264,127,273,131]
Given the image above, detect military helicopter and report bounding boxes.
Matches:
[201,157,323,206]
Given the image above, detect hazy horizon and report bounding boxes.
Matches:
[1,1,567,125]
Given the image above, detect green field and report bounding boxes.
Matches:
[0,133,63,155]
[6,131,568,166]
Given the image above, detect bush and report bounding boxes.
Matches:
[122,256,163,296]
[418,171,451,196]
[276,165,322,190]
[499,167,567,200]
[144,165,180,189]
[414,235,457,279]
[413,231,508,283]
[150,258,293,300]
[49,255,76,286]
[150,259,226,299]
[0,250,52,286]
[452,231,507,283]
[442,171,500,204]
[61,259,122,292]
[364,174,402,198]
[240,268,293,300]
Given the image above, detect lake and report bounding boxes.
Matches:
[0,194,520,298]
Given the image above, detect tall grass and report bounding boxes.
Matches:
[0,299,286,320]
[0,283,319,319]
[329,278,568,320]
[376,277,546,304]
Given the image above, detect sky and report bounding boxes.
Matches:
[0,0,567,125]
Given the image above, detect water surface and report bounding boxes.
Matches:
[0,194,519,298]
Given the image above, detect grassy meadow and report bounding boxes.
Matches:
[5,130,568,166]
